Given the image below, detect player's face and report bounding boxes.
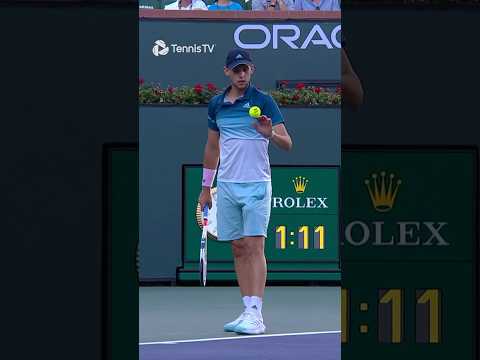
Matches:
[225,64,254,90]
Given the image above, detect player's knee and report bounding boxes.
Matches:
[231,240,248,258]
[245,237,265,256]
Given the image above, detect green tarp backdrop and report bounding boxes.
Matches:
[180,165,340,281]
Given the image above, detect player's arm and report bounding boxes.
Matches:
[270,123,292,151]
[199,129,220,209]
[341,48,364,109]
[202,129,220,172]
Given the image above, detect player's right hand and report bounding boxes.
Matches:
[198,188,212,210]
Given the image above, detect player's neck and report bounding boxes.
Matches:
[217,0,230,5]
[228,83,248,100]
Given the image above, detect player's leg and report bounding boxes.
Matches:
[234,181,272,334]
[232,238,253,296]
[241,181,271,300]
[232,236,266,298]
[231,237,267,335]
[217,182,251,332]
[247,236,267,298]
[232,241,267,335]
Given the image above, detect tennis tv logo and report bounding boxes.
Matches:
[152,40,170,56]
[152,39,216,57]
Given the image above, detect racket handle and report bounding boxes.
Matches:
[202,205,209,220]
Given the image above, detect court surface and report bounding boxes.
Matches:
[140,286,340,360]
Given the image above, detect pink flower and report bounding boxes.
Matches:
[139,77,145,86]
[314,87,324,94]
[279,80,289,88]
[207,83,217,91]
[167,86,174,94]
[293,94,300,101]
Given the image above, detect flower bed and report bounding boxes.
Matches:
[139,80,341,106]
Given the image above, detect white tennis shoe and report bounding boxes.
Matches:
[234,310,266,335]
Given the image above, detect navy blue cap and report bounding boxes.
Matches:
[225,49,254,70]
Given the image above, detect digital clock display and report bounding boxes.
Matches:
[275,225,325,249]
[342,287,442,344]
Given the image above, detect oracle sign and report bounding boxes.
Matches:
[234,24,341,50]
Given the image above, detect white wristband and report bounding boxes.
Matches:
[202,168,216,187]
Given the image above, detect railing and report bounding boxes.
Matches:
[139,9,341,20]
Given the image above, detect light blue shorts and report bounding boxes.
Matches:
[216,181,272,241]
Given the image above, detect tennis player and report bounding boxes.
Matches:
[198,49,292,335]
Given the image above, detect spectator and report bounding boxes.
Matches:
[208,0,244,10]
[294,0,340,10]
[253,0,294,10]
[164,0,208,9]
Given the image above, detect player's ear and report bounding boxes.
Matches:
[250,65,255,75]
[224,66,230,76]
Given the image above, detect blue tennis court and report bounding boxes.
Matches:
[139,286,340,360]
[140,332,340,360]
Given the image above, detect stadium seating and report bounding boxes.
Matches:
[140,0,248,9]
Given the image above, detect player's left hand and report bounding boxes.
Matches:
[253,115,273,139]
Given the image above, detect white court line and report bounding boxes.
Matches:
[139,330,341,345]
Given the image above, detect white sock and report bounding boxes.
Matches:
[242,296,251,309]
[250,296,263,315]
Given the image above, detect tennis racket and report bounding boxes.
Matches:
[199,205,208,286]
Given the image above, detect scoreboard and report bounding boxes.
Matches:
[178,165,340,282]
[341,147,478,360]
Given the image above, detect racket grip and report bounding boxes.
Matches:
[202,205,209,220]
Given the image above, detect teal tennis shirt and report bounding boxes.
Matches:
[207,85,284,183]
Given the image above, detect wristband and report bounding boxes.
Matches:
[202,168,216,187]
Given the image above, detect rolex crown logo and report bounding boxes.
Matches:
[293,176,309,194]
[364,171,402,212]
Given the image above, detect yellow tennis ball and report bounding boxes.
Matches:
[249,106,261,118]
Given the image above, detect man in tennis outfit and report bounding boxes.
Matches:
[198,49,292,335]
